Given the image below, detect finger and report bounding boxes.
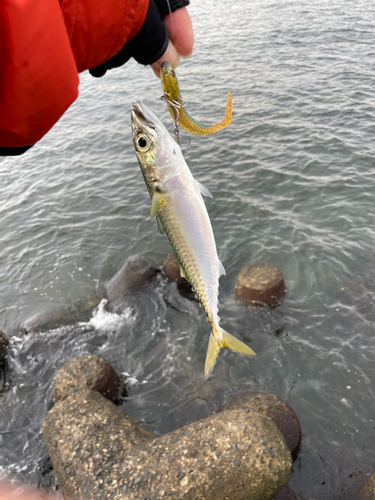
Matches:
[151,39,180,78]
[163,7,194,58]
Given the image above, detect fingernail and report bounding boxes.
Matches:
[181,44,194,60]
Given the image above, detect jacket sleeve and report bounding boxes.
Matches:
[0,0,80,150]
[0,0,149,153]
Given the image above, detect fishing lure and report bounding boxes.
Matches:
[160,62,232,144]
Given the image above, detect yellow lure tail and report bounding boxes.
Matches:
[160,62,232,136]
[177,92,232,135]
[204,326,256,379]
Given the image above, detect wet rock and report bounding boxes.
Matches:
[43,378,292,499]
[327,469,372,500]
[163,251,190,286]
[22,291,100,334]
[0,330,9,366]
[103,254,160,303]
[235,262,286,306]
[359,472,375,499]
[221,392,301,459]
[54,354,120,403]
[272,485,298,499]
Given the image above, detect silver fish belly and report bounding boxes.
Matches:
[131,101,255,378]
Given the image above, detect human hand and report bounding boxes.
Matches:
[0,481,62,500]
[151,7,194,77]
[89,1,194,79]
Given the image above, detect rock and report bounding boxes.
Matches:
[235,262,286,306]
[163,251,189,286]
[221,392,301,459]
[54,354,120,403]
[359,473,375,499]
[103,254,160,303]
[272,485,298,499]
[22,291,100,334]
[43,366,292,500]
[337,470,373,500]
[0,330,9,366]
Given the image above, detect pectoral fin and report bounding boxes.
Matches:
[150,191,165,221]
[195,180,213,198]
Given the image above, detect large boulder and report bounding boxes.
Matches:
[43,390,292,500]
[222,392,301,459]
[43,356,292,500]
[235,262,286,306]
[103,254,160,304]
[54,354,120,403]
[22,291,100,334]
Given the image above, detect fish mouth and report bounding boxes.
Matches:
[131,101,155,131]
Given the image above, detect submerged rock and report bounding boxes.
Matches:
[43,357,292,500]
[54,354,120,403]
[22,255,159,334]
[222,392,301,459]
[359,472,375,499]
[272,485,298,499]
[0,330,9,366]
[235,262,286,306]
[22,291,100,334]
[338,471,375,500]
[163,251,190,287]
[103,254,160,304]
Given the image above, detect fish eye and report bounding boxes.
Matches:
[136,134,151,152]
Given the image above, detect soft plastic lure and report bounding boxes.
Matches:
[160,62,232,139]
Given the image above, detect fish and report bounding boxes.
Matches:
[131,101,255,378]
[160,61,233,135]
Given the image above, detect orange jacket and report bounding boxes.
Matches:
[0,0,148,149]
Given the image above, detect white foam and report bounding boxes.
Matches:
[121,372,140,386]
[87,299,133,331]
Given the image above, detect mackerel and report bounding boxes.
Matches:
[131,101,255,378]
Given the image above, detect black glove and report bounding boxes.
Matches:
[89,0,189,78]
[153,0,190,18]
[0,145,33,156]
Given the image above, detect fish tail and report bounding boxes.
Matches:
[204,324,256,379]
[204,332,222,379]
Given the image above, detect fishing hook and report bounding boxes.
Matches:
[161,93,191,148]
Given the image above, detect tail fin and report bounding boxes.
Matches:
[204,326,256,379]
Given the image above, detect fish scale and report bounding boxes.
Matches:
[160,194,213,315]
